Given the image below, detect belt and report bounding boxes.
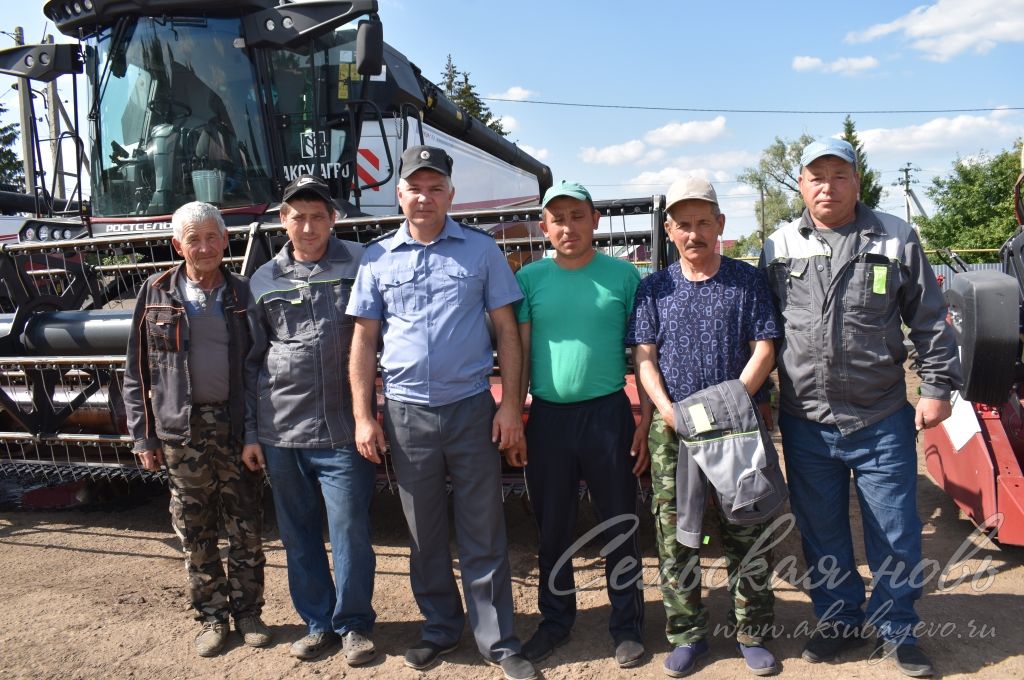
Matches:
[530,389,625,410]
[194,401,228,409]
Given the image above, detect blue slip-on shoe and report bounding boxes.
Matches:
[663,639,709,677]
[738,642,779,676]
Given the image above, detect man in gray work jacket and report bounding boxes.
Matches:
[760,138,962,678]
[241,175,376,666]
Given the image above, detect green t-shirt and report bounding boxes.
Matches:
[515,251,641,403]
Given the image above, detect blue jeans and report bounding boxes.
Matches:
[779,404,922,644]
[262,444,376,635]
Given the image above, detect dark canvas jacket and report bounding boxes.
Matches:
[123,264,252,452]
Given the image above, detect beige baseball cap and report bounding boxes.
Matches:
[665,176,719,212]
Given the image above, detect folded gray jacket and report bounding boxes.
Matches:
[671,379,788,548]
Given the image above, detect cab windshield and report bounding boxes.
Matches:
[265,22,363,201]
[90,16,274,216]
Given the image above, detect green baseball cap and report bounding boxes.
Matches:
[541,180,593,209]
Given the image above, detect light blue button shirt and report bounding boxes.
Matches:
[347,217,523,407]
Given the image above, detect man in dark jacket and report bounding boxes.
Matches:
[241,175,376,666]
[123,201,269,658]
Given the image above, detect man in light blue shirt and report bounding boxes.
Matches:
[348,145,535,680]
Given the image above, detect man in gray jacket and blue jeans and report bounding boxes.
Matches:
[761,138,962,678]
[241,175,376,665]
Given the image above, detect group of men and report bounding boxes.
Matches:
[123,137,961,679]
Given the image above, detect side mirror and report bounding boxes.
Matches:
[0,43,83,82]
[356,17,383,76]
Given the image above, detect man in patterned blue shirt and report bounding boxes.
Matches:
[627,177,781,677]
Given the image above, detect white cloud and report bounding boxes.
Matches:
[643,116,727,147]
[640,148,667,165]
[487,86,535,101]
[499,115,518,133]
[672,150,759,170]
[517,143,549,161]
[581,118,730,166]
[579,140,647,165]
[844,0,1024,61]
[625,167,731,188]
[858,111,1024,155]
[991,105,1015,120]
[792,55,880,75]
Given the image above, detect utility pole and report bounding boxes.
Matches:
[43,35,64,200]
[893,163,921,225]
[758,181,766,247]
[13,27,35,194]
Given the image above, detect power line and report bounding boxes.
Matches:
[484,97,1022,115]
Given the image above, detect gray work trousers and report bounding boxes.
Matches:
[383,389,521,661]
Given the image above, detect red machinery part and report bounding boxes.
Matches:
[924,396,1024,546]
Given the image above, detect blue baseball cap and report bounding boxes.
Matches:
[541,180,593,209]
[800,138,857,169]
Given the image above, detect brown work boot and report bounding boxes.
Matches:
[236,614,273,647]
[195,620,230,657]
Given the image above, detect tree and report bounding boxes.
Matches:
[737,133,815,240]
[840,115,882,208]
[0,102,24,193]
[440,55,507,137]
[440,54,459,97]
[723,232,762,259]
[915,141,1022,263]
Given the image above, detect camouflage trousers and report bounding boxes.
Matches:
[163,404,265,623]
[649,411,775,646]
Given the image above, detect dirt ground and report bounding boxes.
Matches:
[2,374,1023,680]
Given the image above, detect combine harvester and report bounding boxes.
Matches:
[923,144,1024,546]
[0,0,661,503]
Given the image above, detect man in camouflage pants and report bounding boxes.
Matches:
[124,201,269,657]
[628,177,781,677]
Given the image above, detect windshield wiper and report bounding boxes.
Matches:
[88,16,136,122]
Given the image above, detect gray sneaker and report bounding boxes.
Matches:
[342,630,377,666]
[236,615,273,648]
[290,631,339,661]
[195,620,229,657]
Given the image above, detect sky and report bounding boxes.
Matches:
[2,0,1023,239]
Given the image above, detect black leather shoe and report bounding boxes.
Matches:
[522,627,569,662]
[487,653,538,680]
[873,639,934,677]
[801,622,866,663]
[404,639,458,670]
[614,638,645,668]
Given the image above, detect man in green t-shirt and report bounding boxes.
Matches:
[508,181,653,669]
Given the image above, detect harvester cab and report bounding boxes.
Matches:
[2,0,389,232]
[2,0,551,239]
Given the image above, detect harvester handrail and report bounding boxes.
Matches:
[0,356,127,366]
[0,432,132,445]
[2,195,664,254]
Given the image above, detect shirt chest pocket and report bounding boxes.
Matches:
[380,267,416,315]
[769,259,811,311]
[845,259,896,315]
[145,308,183,358]
[441,263,482,306]
[263,289,312,340]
